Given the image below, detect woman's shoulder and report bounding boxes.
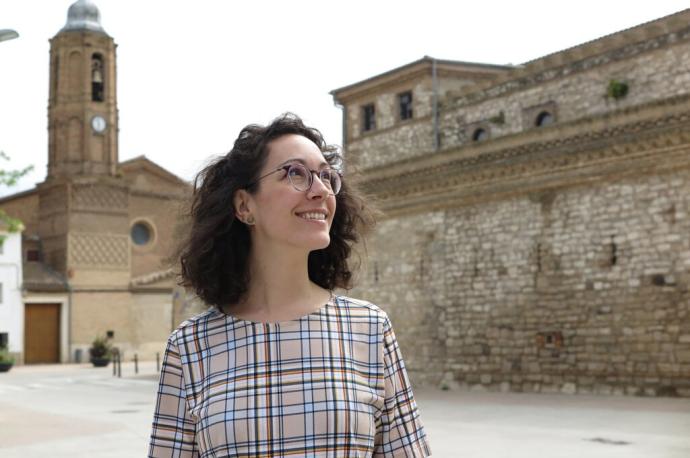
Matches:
[334,295,390,321]
[167,306,225,342]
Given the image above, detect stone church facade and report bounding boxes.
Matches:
[0,1,186,364]
[332,10,690,396]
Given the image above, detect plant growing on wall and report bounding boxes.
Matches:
[489,111,505,124]
[607,79,629,100]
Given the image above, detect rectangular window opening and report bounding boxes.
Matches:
[27,249,40,262]
[399,91,413,120]
[362,104,376,132]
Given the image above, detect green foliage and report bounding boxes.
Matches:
[489,111,505,125]
[0,151,33,187]
[0,344,15,364]
[607,80,629,100]
[89,335,113,359]
[0,151,32,243]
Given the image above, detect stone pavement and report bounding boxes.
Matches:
[0,363,689,457]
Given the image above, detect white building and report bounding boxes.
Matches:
[0,226,24,359]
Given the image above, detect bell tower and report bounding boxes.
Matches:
[47,0,118,177]
[38,0,130,286]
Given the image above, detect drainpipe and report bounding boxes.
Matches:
[64,280,73,363]
[432,57,440,151]
[332,96,348,172]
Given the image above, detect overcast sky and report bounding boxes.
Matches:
[0,1,687,196]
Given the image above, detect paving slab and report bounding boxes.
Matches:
[1,363,689,457]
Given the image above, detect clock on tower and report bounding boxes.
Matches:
[47,0,118,178]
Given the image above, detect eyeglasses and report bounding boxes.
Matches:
[249,163,342,195]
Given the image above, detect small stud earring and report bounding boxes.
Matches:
[245,215,255,225]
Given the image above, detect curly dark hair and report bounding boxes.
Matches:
[178,113,375,308]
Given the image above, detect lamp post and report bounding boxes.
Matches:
[0,29,19,43]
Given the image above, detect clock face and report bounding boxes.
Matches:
[91,115,107,133]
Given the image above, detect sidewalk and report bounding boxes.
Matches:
[1,363,689,457]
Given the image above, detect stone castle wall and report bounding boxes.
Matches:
[441,170,690,396]
[340,12,690,396]
[352,168,690,396]
[349,212,448,382]
[440,36,690,150]
[346,74,493,170]
[346,21,690,171]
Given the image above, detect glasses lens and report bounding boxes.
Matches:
[320,169,341,195]
[287,164,310,191]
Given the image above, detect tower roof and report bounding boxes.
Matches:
[60,0,107,35]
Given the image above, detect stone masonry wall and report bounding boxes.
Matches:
[354,168,690,395]
[346,27,690,171]
[440,43,690,150]
[445,169,690,396]
[338,13,690,397]
[347,212,447,386]
[346,75,482,170]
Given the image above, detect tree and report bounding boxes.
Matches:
[0,151,33,241]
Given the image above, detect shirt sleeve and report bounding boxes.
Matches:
[149,334,199,457]
[374,316,432,457]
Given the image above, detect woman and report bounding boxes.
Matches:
[149,114,431,457]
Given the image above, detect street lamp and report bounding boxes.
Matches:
[0,29,19,43]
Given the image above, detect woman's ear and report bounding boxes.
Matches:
[233,189,254,225]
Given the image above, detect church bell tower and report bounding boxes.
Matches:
[47,0,118,177]
[39,0,130,286]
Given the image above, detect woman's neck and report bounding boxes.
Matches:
[228,244,329,321]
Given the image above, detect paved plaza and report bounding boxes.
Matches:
[0,363,689,457]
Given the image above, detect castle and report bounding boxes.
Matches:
[332,10,690,396]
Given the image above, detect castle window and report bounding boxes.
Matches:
[398,91,413,120]
[472,128,489,142]
[535,111,555,127]
[131,221,152,246]
[91,53,104,102]
[362,104,376,132]
[26,249,40,262]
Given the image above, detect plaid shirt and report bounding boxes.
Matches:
[149,295,431,457]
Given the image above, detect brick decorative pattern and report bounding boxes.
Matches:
[69,232,129,268]
[72,185,127,210]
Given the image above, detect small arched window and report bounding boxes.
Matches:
[472,128,488,142]
[91,53,104,102]
[535,111,554,127]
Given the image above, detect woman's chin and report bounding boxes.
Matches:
[305,234,331,251]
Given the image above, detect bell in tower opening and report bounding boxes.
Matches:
[92,53,104,102]
[47,0,118,178]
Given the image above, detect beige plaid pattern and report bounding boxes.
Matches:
[149,295,431,457]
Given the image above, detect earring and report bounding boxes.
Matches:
[245,215,255,225]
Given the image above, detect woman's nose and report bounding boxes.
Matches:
[308,172,330,199]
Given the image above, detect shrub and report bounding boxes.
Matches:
[89,335,112,359]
